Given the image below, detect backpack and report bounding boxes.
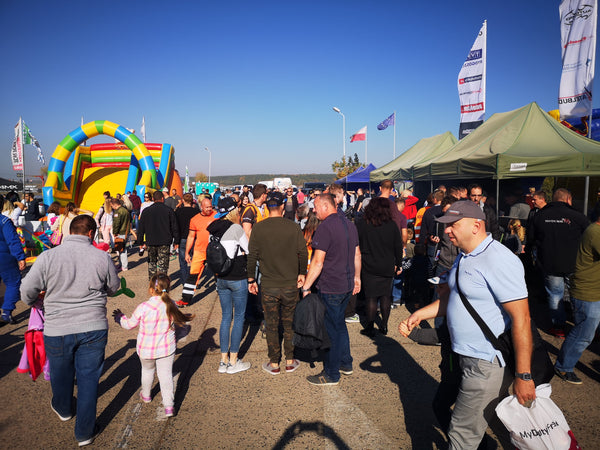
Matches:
[206,235,239,276]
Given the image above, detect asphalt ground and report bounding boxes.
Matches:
[1,250,599,449]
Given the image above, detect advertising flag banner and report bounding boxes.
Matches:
[377,113,395,130]
[559,0,597,119]
[350,126,367,142]
[458,21,487,139]
[141,116,146,143]
[11,119,24,171]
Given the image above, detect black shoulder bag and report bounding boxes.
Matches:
[454,256,554,386]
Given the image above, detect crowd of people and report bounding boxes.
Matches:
[1,179,599,447]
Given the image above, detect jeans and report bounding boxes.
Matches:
[0,256,21,313]
[320,291,353,382]
[217,278,248,354]
[544,274,569,327]
[262,286,299,363]
[555,297,600,373]
[178,239,190,283]
[44,330,107,442]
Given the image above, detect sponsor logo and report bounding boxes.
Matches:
[459,74,483,85]
[519,421,561,440]
[564,35,588,49]
[510,163,527,172]
[462,59,482,68]
[459,89,483,95]
[564,5,594,26]
[544,218,572,225]
[466,49,482,61]
[461,103,484,113]
[558,90,592,104]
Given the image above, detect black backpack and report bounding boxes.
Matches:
[206,235,238,276]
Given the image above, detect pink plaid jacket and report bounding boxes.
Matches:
[119,296,176,359]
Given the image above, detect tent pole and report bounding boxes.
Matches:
[584,177,589,216]
[496,179,499,216]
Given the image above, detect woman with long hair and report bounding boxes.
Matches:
[355,196,404,337]
[96,198,114,248]
[206,197,252,374]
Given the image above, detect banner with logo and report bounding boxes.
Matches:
[559,0,597,119]
[458,21,487,139]
[11,118,24,171]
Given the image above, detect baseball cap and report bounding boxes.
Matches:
[266,191,284,207]
[215,196,237,219]
[435,200,486,223]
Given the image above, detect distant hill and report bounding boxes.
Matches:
[208,173,336,187]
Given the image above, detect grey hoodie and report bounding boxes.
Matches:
[20,234,121,336]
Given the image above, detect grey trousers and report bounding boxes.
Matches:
[448,355,512,449]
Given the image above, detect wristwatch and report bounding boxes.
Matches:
[301,288,311,293]
[515,372,532,381]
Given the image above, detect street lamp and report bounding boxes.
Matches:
[332,107,346,160]
[205,147,212,184]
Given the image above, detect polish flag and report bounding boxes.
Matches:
[350,126,367,142]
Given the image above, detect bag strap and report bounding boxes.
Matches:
[454,255,503,352]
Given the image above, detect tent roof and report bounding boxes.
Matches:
[412,102,600,180]
[335,163,377,184]
[370,132,457,181]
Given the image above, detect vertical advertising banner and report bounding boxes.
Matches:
[458,22,487,140]
[559,0,597,119]
[11,119,24,171]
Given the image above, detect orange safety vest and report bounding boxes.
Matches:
[243,202,269,224]
[414,206,430,243]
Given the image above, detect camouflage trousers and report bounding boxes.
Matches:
[261,286,299,364]
[147,245,171,279]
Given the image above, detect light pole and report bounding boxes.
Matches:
[205,147,212,184]
[332,107,345,160]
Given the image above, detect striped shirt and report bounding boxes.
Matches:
[119,296,176,359]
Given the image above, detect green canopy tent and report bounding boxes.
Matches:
[411,102,600,181]
[370,131,458,182]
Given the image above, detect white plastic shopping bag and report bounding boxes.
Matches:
[495,383,580,450]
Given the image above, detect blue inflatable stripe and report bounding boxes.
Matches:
[158,144,171,188]
[125,155,140,193]
[48,158,65,173]
[69,127,88,144]
[114,126,131,144]
[63,149,77,189]
[139,155,155,173]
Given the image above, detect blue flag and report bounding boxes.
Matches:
[377,113,395,130]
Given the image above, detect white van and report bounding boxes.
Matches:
[273,177,292,192]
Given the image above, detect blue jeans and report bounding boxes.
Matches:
[216,278,248,354]
[555,297,600,373]
[320,291,353,382]
[0,256,21,313]
[179,239,191,283]
[544,274,569,327]
[44,330,107,441]
[392,273,403,302]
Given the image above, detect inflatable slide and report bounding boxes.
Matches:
[43,120,182,211]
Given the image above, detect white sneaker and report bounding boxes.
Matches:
[345,314,360,323]
[227,359,251,374]
[218,361,228,373]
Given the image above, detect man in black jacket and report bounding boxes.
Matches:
[136,190,179,279]
[469,184,500,240]
[529,188,589,337]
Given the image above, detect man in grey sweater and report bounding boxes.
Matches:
[21,214,120,447]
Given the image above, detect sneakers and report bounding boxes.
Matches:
[549,327,566,339]
[227,359,251,374]
[78,427,99,447]
[307,371,339,386]
[164,407,175,417]
[262,361,281,375]
[218,361,228,374]
[554,367,583,385]
[138,247,145,257]
[345,314,360,324]
[139,392,151,403]
[51,401,73,421]
[0,311,16,325]
[285,359,300,373]
[339,366,354,376]
[176,300,189,308]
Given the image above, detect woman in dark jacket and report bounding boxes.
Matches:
[355,196,404,336]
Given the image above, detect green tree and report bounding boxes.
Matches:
[195,172,208,182]
[331,153,363,179]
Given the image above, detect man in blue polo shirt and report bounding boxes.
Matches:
[401,200,536,449]
[301,193,361,385]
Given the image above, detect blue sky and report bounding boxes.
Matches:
[0,0,595,180]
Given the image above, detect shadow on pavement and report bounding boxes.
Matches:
[272,420,350,450]
[360,335,447,449]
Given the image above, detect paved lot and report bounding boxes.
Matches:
[1,251,599,449]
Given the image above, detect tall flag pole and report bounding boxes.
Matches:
[81,116,87,146]
[559,0,597,130]
[141,116,146,143]
[458,21,487,140]
[377,112,396,158]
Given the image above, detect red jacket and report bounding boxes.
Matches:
[403,195,419,220]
